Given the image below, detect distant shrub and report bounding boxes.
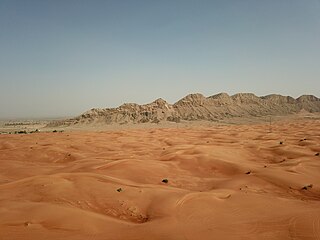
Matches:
[15,130,27,134]
[162,179,168,183]
[30,129,40,134]
[301,184,313,190]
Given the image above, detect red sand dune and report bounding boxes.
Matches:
[0,119,320,239]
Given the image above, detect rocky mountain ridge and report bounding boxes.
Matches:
[48,93,320,126]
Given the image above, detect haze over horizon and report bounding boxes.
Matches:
[1,0,320,119]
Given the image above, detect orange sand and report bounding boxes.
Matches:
[0,119,320,240]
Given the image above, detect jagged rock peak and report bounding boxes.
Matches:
[82,108,103,115]
[231,93,261,104]
[151,98,169,105]
[118,103,140,109]
[174,93,207,106]
[181,93,206,100]
[297,95,319,102]
[47,92,320,127]
[261,94,296,104]
[207,92,233,106]
[232,93,259,98]
[208,92,231,99]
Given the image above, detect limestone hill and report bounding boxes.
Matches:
[48,93,320,126]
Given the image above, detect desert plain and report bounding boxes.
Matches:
[0,118,320,240]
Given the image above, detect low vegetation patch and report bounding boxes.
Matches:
[162,179,168,183]
[301,184,313,190]
[15,130,27,134]
[52,130,64,133]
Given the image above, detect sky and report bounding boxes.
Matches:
[1,0,320,119]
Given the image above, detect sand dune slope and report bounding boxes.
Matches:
[1,119,320,239]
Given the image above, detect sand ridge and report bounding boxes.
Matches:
[0,119,320,239]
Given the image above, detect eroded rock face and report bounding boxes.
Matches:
[48,93,320,126]
[207,93,233,106]
[297,95,320,102]
[231,93,262,104]
[261,94,296,104]
[174,93,208,107]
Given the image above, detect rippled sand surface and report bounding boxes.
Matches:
[1,119,320,240]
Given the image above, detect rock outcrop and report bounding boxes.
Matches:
[48,93,320,126]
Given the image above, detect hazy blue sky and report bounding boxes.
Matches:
[1,0,320,118]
